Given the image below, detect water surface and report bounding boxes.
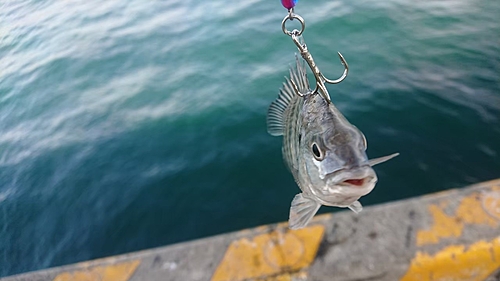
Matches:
[0,0,499,276]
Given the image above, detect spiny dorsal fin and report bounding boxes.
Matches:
[266,56,310,136]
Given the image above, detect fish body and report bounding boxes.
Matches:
[267,57,398,229]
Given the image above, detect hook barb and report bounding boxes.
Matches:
[322,52,349,85]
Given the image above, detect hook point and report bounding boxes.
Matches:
[337,52,348,68]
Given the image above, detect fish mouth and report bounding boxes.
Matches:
[327,167,377,188]
[311,167,377,206]
[338,175,377,187]
[342,178,367,186]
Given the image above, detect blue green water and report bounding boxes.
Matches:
[1,0,499,277]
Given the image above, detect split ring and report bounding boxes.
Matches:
[281,13,305,36]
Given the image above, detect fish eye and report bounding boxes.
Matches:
[311,142,323,160]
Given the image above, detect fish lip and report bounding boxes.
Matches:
[326,166,377,187]
[341,178,368,187]
[310,166,377,205]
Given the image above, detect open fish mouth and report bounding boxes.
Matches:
[326,168,378,189]
[338,174,376,187]
[343,178,366,186]
[315,172,377,206]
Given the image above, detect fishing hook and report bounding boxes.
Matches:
[281,12,349,103]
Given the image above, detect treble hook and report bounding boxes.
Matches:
[281,13,349,103]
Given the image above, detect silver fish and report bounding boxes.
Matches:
[267,57,398,229]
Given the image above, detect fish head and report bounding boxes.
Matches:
[301,124,377,206]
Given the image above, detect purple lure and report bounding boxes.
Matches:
[281,0,298,9]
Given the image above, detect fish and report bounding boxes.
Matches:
[267,57,399,229]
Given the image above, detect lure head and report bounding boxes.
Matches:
[299,96,377,207]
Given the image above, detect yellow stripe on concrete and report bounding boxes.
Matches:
[417,189,499,246]
[482,187,500,220]
[400,237,500,281]
[416,203,462,246]
[52,260,140,281]
[211,224,324,281]
[259,271,308,281]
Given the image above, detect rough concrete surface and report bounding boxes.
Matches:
[3,179,500,281]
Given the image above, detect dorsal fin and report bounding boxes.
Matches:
[267,56,310,136]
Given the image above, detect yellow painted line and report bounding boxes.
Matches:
[416,203,462,246]
[456,190,499,226]
[211,224,324,281]
[260,271,308,281]
[417,190,499,246]
[53,260,140,281]
[400,237,500,281]
[482,187,500,220]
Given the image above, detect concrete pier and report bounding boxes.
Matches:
[3,179,500,281]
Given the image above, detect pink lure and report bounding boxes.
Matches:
[281,0,298,9]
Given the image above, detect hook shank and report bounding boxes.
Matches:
[282,13,349,103]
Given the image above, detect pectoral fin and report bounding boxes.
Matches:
[368,153,399,166]
[289,193,321,230]
[348,200,363,214]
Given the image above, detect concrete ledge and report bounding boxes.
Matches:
[3,179,500,281]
